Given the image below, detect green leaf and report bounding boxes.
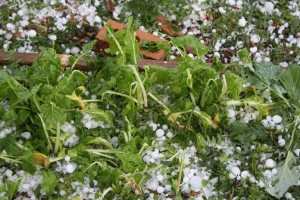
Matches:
[279,65,300,105]
[225,72,244,100]
[115,151,145,173]
[82,40,96,54]
[40,103,67,125]
[266,151,300,198]
[172,35,209,57]
[42,171,58,195]
[5,179,21,200]
[0,136,22,156]
[238,48,253,71]
[254,62,282,85]
[81,109,114,126]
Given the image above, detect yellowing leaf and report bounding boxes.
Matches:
[66,91,87,109]
[72,196,83,200]
[32,152,50,168]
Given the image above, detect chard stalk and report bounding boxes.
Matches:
[129,64,148,107]
[54,122,60,154]
[176,153,185,196]
[38,113,53,151]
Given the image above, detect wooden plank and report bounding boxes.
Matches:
[0,51,180,70]
[0,51,91,71]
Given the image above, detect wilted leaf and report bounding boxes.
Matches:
[279,65,300,105]
[32,152,50,168]
[42,171,58,195]
[266,152,300,198]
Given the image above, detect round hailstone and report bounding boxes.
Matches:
[21,132,31,140]
[250,46,258,53]
[26,30,37,37]
[265,158,275,168]
[71,47,80,55]
[228,0,235,6]
[285,192,292,199]
[293,149,300,157]
[157,186,165,193]
[48,34,57,41]
[264,1,274,13]
[146,178,159,191]
[162,124,168,130]
[278,138,286,146]
[238,17,247,27]
[64,156,70,162]
[189,176,202,191]
[250,34,260,43]
[230,166,241,176]
[65,164,75,173]
[156,175,164,182]
[272,115,282,124]
[228,109,236,118]
[218,7,226,14]
[241,170,249,179]
[156,129,165,138]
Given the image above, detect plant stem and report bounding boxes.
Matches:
[38,114,53,151]
[54,122,60,154]
[129,64,148,107]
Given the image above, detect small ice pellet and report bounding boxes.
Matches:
[278,138,286,146]
[265,159,275,168]
[272,115,282,124]
[156,129,165,138]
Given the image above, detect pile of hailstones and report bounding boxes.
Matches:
[141,122,217,200]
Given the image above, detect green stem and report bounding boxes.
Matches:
[38,113,53,151]
[288,115,300,150]
[129,65,148,107]
[54,122,60,154]
[176,153,185,195]
[102,90,139,104]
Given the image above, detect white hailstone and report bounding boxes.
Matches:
[64,156,70,162]
[146,178,159,191]
[48,34,57,41]
[258,180,265,188]
[230,166,241,176]
[151,150,159,159]
[22,183,30,190]
[228,109,236,118]
[238,17,247,27]
[218,7,226,14]
[229,173,236,179]
[170,55,176,60]
[285,192,292,199]
[227,0,235,6]
[71,47,80,55]
[65,48,71,54]
[293,149,300,157]
[21,132,31,140]
[250,34,260,43]
[5,169,13,177]
[279,62,288,68]
[272,115,282,124]
[214,52,220,57]
[66,164,75,173]
[190,176,202,191]
[264,1,274,13]
[156,175,164,182]
[162,124,168,130]
[249,176,256,183]
[17,10,24,16]
[26,30,37,37]
[156,129,165,138]
[236,0,243,8]
[148,122,158,131]
[210,177,218,185]
[95,16,101,23]
[278,138,286,146]
[157,186,165,193]
[250,46,257,53]
[165,185,171,191]
[271,168,278,175]
[241,170,249,179]
[60,190,66,196]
